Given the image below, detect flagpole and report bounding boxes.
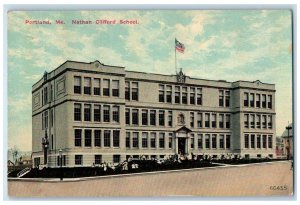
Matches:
[175,38,177,74]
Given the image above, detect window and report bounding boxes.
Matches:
[225,115,230,128]
[197,88,202,105]
[74,104,81,121]
[244,92,249,107]
[268,115,272,129]
[257,135,261,148]
[104,130,111,147]
[250,93,254,107]
[190,112,194,128]
[219,114,224,128]
[244,134,249,148]
[84,104,91,121]
[175,86,180,104]
[256,115,261,129]
[126,132,130,148]
[74,129,82,147]
[219,134,224,149]
[225,90,230,107]
[191,134,194,149]
[34,157,40,167]
[132,109,139,125]
[182,87,187,104]
[132,132,139,148]
[112,106,119,123]
[42,113,44,130]
[125,81,130,100]
[190,87,195,104]
[75,155,82,165]
[205,134,210,149]
[113,130,120,147]
[262,115,267,128]
[159,85,164,102]
[103,105,110,122]
[262,135,267,148]
[113,155,120,163]
[205,113,210,128]
[212,114,216,128]
[51,135,53,150]
[226,135,231,149]
[94,130,101,147]
[94,105,101,122]
[142,110,148,125]
[142,132,148,148]
[166,85,172,103]
[256,94,260,107]
[84,130,92,147]
[112,80,119,97]
[198,134,203,149]
[159,110,165,126]
[219,90,224,107]
[250,134,255,148]
[132,82,138,101]
[74,76,81,94]
[103,79,110,96]
[150,110,156,126]
[197,112,202,128]
[267,95,272,109]
[212,134,217,148]
[168,111,173,127]
[42,90,44,106]
[262,94,266,108]
[49,109,53,128]
[125,109,130,125]
[150,133,156,148]
[159,133,165,148]
[44,110,48,129]
[94,78,101,95]
[268,135,273,148]
[44,87,48,104]
[168,133,173,148]
[250,114,255,128]
[84,77,91,95]
[50,84,53,102]
[95,155,102,165]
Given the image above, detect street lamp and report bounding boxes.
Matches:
[285,124,292,160]
[42,130,49,166]
[59,149,63,181]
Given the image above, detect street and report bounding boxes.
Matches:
[7,161,293,197]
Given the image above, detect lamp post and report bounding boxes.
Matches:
[59,149,63,181]
[42,130,49,166]
[285,124,292,160]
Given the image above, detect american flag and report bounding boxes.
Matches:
[175,38,185,53]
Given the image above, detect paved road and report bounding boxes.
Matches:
[7,161,293,197]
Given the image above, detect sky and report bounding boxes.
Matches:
[7,10,293,152]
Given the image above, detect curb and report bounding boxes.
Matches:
[8,160,290,182]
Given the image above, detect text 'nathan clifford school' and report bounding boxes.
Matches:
[32,60,276,167]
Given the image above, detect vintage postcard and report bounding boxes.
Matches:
[6,8,294,198]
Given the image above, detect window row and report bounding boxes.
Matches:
[191,112,231,129]
[74,129,120,148]
[158,84,203,105]
[125,109,173,127]
[125,81,139,101]
[74,76,120,97]
[126,132,173,149]
[41,84,54,106]
[244,134,273,149]
[74,154,121,165]
[74,103,120,123]
[193,133,231,149]
[41,109,54,130]
[244,114,273,129]
[244,92,272,109]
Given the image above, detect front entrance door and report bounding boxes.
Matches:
[178,138,186,155]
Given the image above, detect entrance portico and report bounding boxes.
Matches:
[175,126,192,155]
